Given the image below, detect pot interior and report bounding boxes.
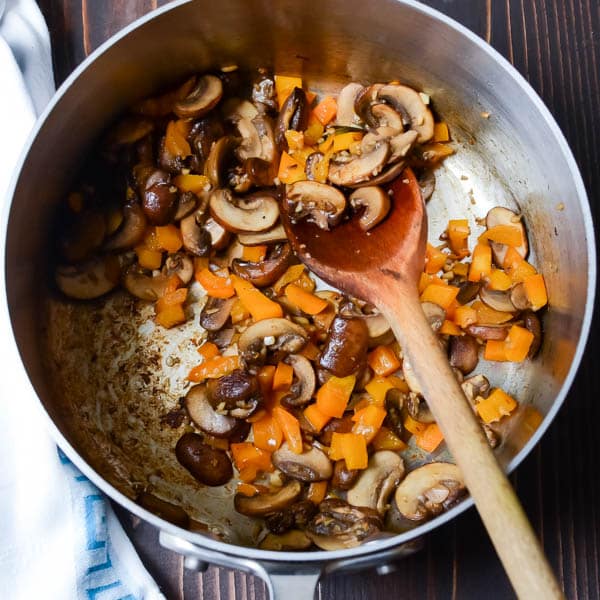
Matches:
[6,0,592,550]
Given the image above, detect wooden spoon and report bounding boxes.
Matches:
[280,169,563,599]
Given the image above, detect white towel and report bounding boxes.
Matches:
[0,2,165,598]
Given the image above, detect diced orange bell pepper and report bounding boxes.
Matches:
[155,304,186,329]
[523,274,548,311]
[312,96,338,125]
[156,287,188,313]
[156,224,183,253]
[242,244,268,262]
[274,76,303,108]
[197,342,219,361]
[237,482,260,497]
[504,324,534,362]
[488,268,513,291]
[454,305,478,329]
[468,243,492,282]
[420,283,459,310]
[252,413,284,452]
[503,247,537,283]
[306,481,328,504]
[475,388,517,423]
[372,426,407,452]
[195,268,235,299]
[299,342,320,361]
[420,142,454,162]
[273,406,303,454]
[367,345,402,377]
[230,299,250,324]
[480,224,524,247]
[403,414,428,435]
[165,120,191,157]
[472,300,513,324]
[231,274,283,321]
[273,361,294,391]
[364,377,395,407]
[273,264,306,293]
[425,243,448,274]
[329,432,368,470]
[439,320,462,336]
[433,122,450,142]
[303,114,325,146]
[277,151,306,184]
[484,339,508,362]
[284,129,305,151]
[285,284,329,315]
[188,355,241,382]
[257,365,277,397]
[135,245,163,270]
[351,404,387,444]
[415,423,444,453]
[303,403,332,432]
[453,262,469,277]
[332,131,362,153]
[447,219,470,258]
[230,442,274,482]
[315,375,356,418]
[173,174,210,194]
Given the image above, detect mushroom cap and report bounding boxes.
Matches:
[238,223,287,246]
[209,189,280,233]
[349,185,391,231]
[394,462,465,521]
[347,451,405,514]
[272,442,332,482]
[103,202,147,251]
[335,82,365,126]
[234,480,302,517]
[328,142,390,187]
[55,255,121,300]
[479,286,517,313]
[238,318,308,358]
[285,180,347,231]
[173,74,223,119]
[281,354,316,407]
[122,265,172,301]
[184,384,242,438]
[232,243,292,288]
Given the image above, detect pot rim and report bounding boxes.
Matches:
[2,0,595,564]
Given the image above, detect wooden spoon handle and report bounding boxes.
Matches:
[380,291,563,599]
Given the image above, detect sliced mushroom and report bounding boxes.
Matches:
[328,142,390,187]
[245,156,278,187]
[285,181,346,231]
[162,252,194,284]
[238,318,308,363]
[204,136,238,188]
[175,432,233,486]
[370,103,404,132]
[173,74,223,119]
[388,129,419,163]
[406,392,435,424]
[173,191,198,221]
[394,462,466,521]
[55,255,121,300]
[210,189,279,233]
[272,443,332,482]
[252,68,278,112]
[236,115,276,164]
[362,312,394,347]
[275,87,309,150]
[461,374,491,404]
[348,186,391,231]
[319,315,369,377]
[479,286,516,313]
[306,499,382,550]
[422,301,446,332]
[142,169,178,225]
[336,82,365,126]
[352,159,406,188]
[485,207,528,266]
[281,354,316,407]
[234,480,302,517]
[181,209,212,257]
[238,223,287,245]
[347,451,405,515]
[465,323,509,340]
[510,282,531,310]
[200,296,236,331]
[185,384,243,438]
[104,202,147,251]
[456,281,481,304]
[448,334,479,374]
[402,356,421,395]
[523,310,543,357]
[354,84,384,126]
[207,369,262,419]
[232,243,292,287]
[419,169,436,202]
[376,84,434,143]
[204,217,231,249]
[331,459,359,490]
[259,529,312,551]
[122,265,172,301]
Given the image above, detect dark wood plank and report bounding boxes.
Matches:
[36,1,600,598]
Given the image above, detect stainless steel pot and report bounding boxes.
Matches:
[3,0,595,598]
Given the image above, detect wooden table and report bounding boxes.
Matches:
[36,1,600,598]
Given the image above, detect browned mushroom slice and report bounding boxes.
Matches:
[319,315,369,377]
[347,451,405,515]
[465,323,510,341]
[370,103,404,132]
[419,169,436,202]
[479,286,517,313]
[207,370,262,419]
[336,82,365,126]
[376,84,434,143]
[510,282,531,310]
[245,156,278,187]
[351,159,407,188]
[394,462,466,522]
[180,210,211,257]
[252,68,278,112]
[106,116,155,146]
[306,499,382,550]
[122,265,172,301]
[388,129,419,163]
[173,191,198,221]
[173,74,223,119]
[142,169,179,225]
[236,115,277,165]
[234,481,302,517]
[175,432,233,486]
[331,460,360,490]
[522,310,543,357]
[349,186,391,231]
[354,84,384,126]
[238,318,308,363]
[162,252,194,284]
[209,189,279,233]
[363,312,394,347]
[456,281,481,304]
[104,202,147,251]
[55,255,121,300]
[281,354,316,407]
[238,223,287,246]
[185,384,243,438]
[422,301,446,332]
[285,181,346,231]
[485,207,529,266]
[406,393,435,424]
[204,217,231,250]
[448,334,479,374]
[200,296,236,331]
[231,243,292,287]
[204,136,239,188]
[272,443,332,482]
[275,87,309,150]
[259,530,312,551]
[328,142,390,187]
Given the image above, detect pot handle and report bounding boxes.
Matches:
[159,530,321,599]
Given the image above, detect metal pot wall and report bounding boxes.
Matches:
[2,0,595,598]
